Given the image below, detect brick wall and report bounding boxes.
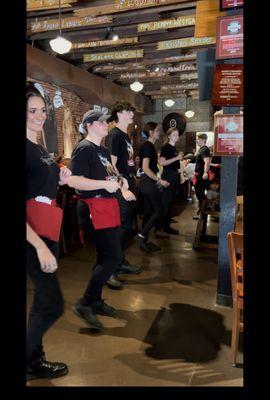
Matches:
[27,77,91,157]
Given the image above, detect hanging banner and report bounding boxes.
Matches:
[72,37,138,49]
[214,114,243,156]
[220,0,244,11]
[83,49,144,62]
[216,15,243,59]
[30,15,112,33]
[138,15,195,32]
[212,64,243,106]
[157,36,216,51]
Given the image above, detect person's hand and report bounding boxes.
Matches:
[120,177,129,190]
[36,243,58,273]
[105,180,121,193]
[59,166,72,185]
[160,179,170,188]
[121,189,136,201]
[202,172,208,180]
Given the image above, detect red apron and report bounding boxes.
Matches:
[82,197,121,230]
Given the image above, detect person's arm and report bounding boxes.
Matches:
[202,157,210,179]
[159,153,181,167]
[142,158,169,187]
[65,175,121,193]
[110,155,120,176]
[27,223,58,273]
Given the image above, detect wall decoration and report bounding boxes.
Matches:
[216,15,243,59]
[62,104,76,159]
[213,114,243,156]
[212,64,243,106]
[220,0,244,11]
[53,90,64,109]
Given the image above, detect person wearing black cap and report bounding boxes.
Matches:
[105,101,141,285]
[63,109,136,331]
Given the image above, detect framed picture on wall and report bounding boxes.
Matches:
[213,114,243,156]
[219,0,244,11]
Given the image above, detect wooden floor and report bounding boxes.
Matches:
[27,199,243,387]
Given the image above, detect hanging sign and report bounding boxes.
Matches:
[161,82,199,91]
[150,94,187,99]
[72,37,138,49]
[214,114,243,156]
[27,1,77,11]
[220,0,243,11]
[30,15,112,33]
[157,36,216,51]
[216,15,243,59]
[212,64,243,106]
[138,15,195,32]
[114,0,180,11]
[119,71,167,80]
[53,90,64,108]
[83,49,144,62]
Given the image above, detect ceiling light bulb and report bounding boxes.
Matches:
[155,67,160,72]
[164,99,175,107]
[130,80,144,92]
[50,35,72,54]
[112,33,119,41]
[185,110,195,118]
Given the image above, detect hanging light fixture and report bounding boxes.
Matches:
[130,49,144,92]
[50,0,72,54]
[164,99,175,107]
[184,96,194,118]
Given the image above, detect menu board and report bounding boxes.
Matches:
[212,64,243,106]
[216,15,243,59]
[220,0,244,11]
[214,114,243,156]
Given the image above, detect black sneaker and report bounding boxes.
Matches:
[136,234,151,252]
[27,359,68,381]
[72,299,103,331]
[164,227,179,235]
[146,241,161,251]
[117,259,141,274]
[92,300,117,317]
[155,229,170,239]
[106,273,123,290]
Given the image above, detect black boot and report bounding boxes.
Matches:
[72,299,103,330]
[106,273,123,290]
[117,259,141,274]
[27,351,68,381]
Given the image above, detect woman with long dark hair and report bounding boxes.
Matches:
[26,83,71,380]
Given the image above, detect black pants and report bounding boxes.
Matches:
[117,175,136,251]
[77,201,122,305]
[140,174,163,238]
[194,175,209,210]
[27,238,64,367]
[161,169,178,229]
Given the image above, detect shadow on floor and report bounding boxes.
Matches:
[78,303,243,386]
[80,303,242,363]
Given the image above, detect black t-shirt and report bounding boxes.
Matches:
[160,143,180,171]
[195,145,210,174]
[139,140,159,174]
[71,139,117,199]
[27,139,59,200]
[105,127,135,176]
